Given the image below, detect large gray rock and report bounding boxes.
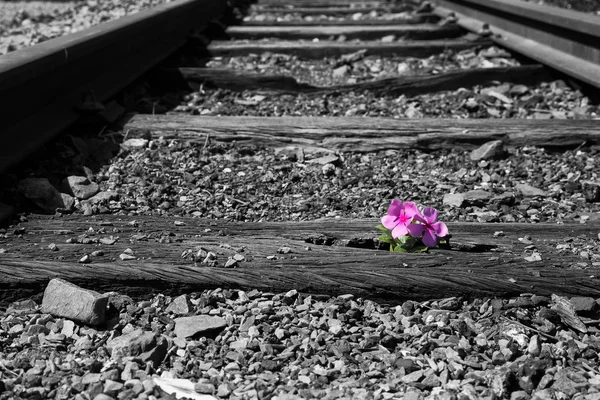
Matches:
[463,190,492,206]
[41,278,107,326]
[62,176,100,200]
[174,315,227,339]
[443,193,465,208]
[17,178,68,211]
[470,140,505,161]
[515,183,547,197]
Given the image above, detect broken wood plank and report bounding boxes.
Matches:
[123,115,600,152]
[208,38,493,58]
[226,24,464,40]
[170,65,550,97]
[1,215,598,304]
[241,14,439,26]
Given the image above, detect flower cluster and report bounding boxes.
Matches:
[376,200,449,253]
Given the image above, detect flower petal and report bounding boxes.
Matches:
[422,207,438,224]
[421,228,438,247]
[381,215,398,230]
[412,213,427,225]
[387,199,403,217]
[391,224,409,239]
[431,221,448,237]
[407,223,425,238]
[402,202,419,218]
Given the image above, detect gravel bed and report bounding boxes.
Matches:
[0,0,174,55]
[2,131,600,225]
[4,283,600,400]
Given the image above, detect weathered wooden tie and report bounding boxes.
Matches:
[168,65,550,96]
[208,38,493,58]
[241,14,440,26]
[123,115,600,152]
[1,216,599,304]
[226,24,464,40]
[252,6,412,15]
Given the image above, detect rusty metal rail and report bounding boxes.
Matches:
[431,0,600,89]
[0,0,227,172]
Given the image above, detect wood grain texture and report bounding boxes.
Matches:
[252,6,411,15]
[1,215,598,304]
[241,14,439,26]
[123,115,600,152]
[255,0,387,7]
[226,24,464,40]
[207,38,493,58]
[171,65,550,96]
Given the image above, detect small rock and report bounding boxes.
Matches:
[443,193,465,208]
[277,247,292,254]
[194,381,215,394]
[103,380,123,397]
[515,183,547,197]
[490,192,515,205]
[582,181,600,202]
[18,178,67,211]
[62,176,100,200]
[332,65,349,78]
[173,315,227,338]
[119,253,136,261]
[79,254,92,263]
[6,299,38,314]
[307,154,339,165]
[106,329,157,358]
[122,138,148,150]
[470,140,505,161]
[87,191,119,205]
[569,296,597,313]
[48,243,59,251]
[92,394,114,400]
[527,335,541,357]
[381,34,395,42]
[463,189,492,206]
[41,278,107,326]
[551,368,586,397]
[510,391,530,400]
[224,258,238,268]
[165,294,193,315]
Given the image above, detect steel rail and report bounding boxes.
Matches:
[0,0,227,172]
[430,0,600,89]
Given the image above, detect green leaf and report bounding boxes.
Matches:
[378,234,393,244]
[411,246,429,253]
[392,244,407,253]
[375,224,389,233]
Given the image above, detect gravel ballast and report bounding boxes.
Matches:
[4,280,600,400]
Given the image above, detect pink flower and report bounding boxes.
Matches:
[381,200,419,239]
[408,207,449,247]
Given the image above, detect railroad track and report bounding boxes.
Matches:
[1,2,600,399]
[0,0,599,301]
